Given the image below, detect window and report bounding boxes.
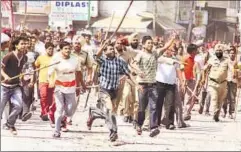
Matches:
[229,1,237,9]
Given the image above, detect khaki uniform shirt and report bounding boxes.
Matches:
[206,55,232,84]
[73,50,92,70]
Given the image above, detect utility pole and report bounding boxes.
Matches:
[187,0,195,43]
[153,0,157,37]
[87,0,91,29]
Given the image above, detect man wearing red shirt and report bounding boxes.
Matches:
[182,44,198,120]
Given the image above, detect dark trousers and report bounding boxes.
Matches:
[137,83,158,130]
[90,88,118,132]
[21,80,34,115]
[156,82,175,126]
[223,81,237,115]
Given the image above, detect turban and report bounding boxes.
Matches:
[214,44,227,51]
[128,32,139,42]
[1,33,10,44]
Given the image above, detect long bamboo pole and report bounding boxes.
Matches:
[1,61,60,84]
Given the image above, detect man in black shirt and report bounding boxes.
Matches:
[0,36,28,135]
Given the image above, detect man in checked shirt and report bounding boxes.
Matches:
[86,40,135,142]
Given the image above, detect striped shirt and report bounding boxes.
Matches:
[48,52,81,93]
[96,55,130,90]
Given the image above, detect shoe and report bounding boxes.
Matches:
[184,114,191,121]
[10,127,17,135]
[87,115,94,130]
[149,128,160,137]
[22,112,32,122]
[123,116,129,123]
[52,131,61,138]
[128,116,133,123]
[109,132,118,142]
[229,114,234,119]
[198,106,204,114]
[177,123,190,128]
[166,124,175,130]
[40,115,49,121]
[136,126,142,135]
[213,115,220,122]
[61,121,68,132]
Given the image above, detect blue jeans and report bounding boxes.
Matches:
[0,85,23,127]
[137,83,158,130]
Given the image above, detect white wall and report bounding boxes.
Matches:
[99,1,148,17]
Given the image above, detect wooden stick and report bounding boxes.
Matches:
[1,61,60,83]
[104,11,115,40]
[186,86,199,99]
[234,88,240,121]
[109,0,134,40]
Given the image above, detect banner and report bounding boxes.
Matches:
[49,1,98,21]
[19,1,50,14]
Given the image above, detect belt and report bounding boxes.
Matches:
[139,83,156,87]
[1,84,19,89]
[209,78,227,84]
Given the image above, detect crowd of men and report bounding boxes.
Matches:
[0,25,240,142]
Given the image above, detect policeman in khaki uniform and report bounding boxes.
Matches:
[202,44,237,122]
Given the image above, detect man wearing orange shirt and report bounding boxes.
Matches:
[182,44,198,121]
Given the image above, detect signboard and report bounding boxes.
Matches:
[193,10,208,26]
[192,25,207,38]
[19,1,50,14]
[49,1,98,21]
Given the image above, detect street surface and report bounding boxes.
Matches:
[1,91,241,151]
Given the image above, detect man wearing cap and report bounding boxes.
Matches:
[201,44,237,122]
[118,33,140,125]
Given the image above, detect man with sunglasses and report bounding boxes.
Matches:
[201,44,238,122]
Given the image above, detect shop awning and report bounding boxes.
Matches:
[91,16,152,33]
[211,17,237,24]
[156,16,186,32]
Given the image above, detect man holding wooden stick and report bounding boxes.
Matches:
[0,36,29,135]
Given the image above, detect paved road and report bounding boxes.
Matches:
[1,91,241,151]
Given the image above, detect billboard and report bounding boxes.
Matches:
[49,1,98,21]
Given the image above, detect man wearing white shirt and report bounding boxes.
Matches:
[156,48,185,130]
[32,30,46,55]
